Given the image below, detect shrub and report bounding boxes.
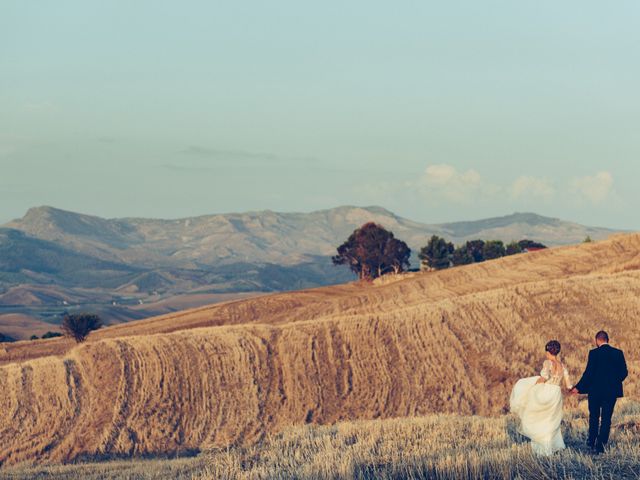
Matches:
[518,239,547,250]
[42,331,63,339]
[61,313,103,343]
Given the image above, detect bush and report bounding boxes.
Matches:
[518,239,547,250]
[30,335,38,341]
[42,331,63,339]
[61,313,103,343]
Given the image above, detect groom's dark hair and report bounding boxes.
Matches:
[545,340,561,356]
[596,331,609,342]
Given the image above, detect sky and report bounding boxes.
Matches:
[1,1,639,229]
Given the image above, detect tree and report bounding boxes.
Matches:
[518,239,547,250]
[332,223,411,280]
[62,313,103,343]
[30,335,38,341]
[505,241,523,256]
[583,235,593,243]
[383,237,412,275]
[419,235,454,270]
[466,240,486,263]
[483,240,506,260]
[451,244,474,266]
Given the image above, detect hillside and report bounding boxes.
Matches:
[0,228,139,288]
[1,206,621,339]
[1,234,639,466]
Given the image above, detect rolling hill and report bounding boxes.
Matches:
[2,206,621,339]
[0,233,638,466]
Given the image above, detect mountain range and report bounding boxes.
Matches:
[0,205,624,338]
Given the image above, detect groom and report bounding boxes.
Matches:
[571,331,628,454]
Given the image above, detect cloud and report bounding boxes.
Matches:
[422,164,480,187]
[163,146,280,172]
[406,163,504,204]
[166,145,319,172]
[509,176,555,201]
[416,164,492,203]
[162,164,215,173]
[179,145,278,161]
[355,164,621,218]
[569,171,614,205]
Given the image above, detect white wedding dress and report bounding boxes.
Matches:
[510,360,572,456]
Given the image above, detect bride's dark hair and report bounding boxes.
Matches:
[545,340,561,356]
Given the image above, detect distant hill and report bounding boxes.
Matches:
[436,212,616,244]
[0,331,15,343]
[0,227,139,288]
[5,205,620,265]
[0,206,624,336]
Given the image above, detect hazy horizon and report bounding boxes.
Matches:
[2,1,639,229]
[0,203,631,231]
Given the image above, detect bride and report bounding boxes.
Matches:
[510,340,573,456]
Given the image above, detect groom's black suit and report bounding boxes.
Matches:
[574,343,628,451]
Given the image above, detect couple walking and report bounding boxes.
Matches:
[510,331,628,456]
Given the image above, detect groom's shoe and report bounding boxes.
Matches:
[586,439,596,450]
[594,443,606,455]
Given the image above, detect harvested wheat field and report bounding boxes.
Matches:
[199,399,640,480]
[1,234,639,467]
[4,401,640,479]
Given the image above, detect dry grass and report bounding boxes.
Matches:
[0,234,639,467]
[199,400,640,480]
[4,401,640,479]
[2,456,205,479]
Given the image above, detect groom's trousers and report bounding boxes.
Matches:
[588,395,617,447]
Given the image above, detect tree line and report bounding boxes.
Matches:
[419,236,546,270]
[332,222,546,280]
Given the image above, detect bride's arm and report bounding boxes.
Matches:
[563,366,573,390]
[536,360,551,384]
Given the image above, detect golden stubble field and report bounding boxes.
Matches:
[5,401,640,479]
[1,233,639,467]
